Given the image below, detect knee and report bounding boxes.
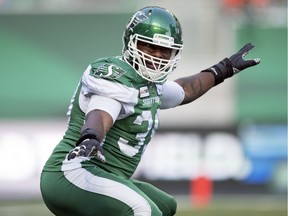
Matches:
[165,196,177,216]
[127,195,157,216]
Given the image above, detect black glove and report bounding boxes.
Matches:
[202,43,261,85]
[67,128,106,162]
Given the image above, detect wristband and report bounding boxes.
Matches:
[76,128,100,146]
[201,58,233,86]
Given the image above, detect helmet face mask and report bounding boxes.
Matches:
[123,6,184,83]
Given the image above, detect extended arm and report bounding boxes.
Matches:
[175,72,214,105]
[176,43,260,105]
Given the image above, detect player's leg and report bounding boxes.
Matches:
[84,166,163,216]
[40,167,163,216]
[132,179,177,216]
[41,171,132,216]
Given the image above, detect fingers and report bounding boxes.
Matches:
[96,151,106,163]
[89,146,106,163]
[244,56,261,66]
[67,146,81,160]
[249,58,261,66]
[67,144,106,162]
[238,58,261,72]
[254,58,261,64]
[239,43,255,55]
[69,144,93,158]
[67,145,87,160]
[240,43,261,66]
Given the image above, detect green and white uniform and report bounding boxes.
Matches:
[41,56,184,216]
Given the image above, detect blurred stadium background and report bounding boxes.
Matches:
[0,0,287,215]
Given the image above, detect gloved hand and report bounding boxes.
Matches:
[67,128,106,163]
[202,43,261,85]
[229,43,261,74]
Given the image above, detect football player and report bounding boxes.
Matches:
[40,6,260,216]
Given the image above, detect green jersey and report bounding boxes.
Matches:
[44,56,168,178]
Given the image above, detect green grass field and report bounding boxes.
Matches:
[0,195,286,216]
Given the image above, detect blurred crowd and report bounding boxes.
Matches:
[0,0,286,27]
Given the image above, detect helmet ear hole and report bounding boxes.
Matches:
[170,50,177,60]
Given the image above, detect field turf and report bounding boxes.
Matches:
[0,195,286,216]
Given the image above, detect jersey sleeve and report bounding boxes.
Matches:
[160,81,185,109]
[79,64,139,118]
[86,94,121,123]
[81,65,138,102]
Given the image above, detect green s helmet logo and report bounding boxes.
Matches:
[126,10,149,31]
